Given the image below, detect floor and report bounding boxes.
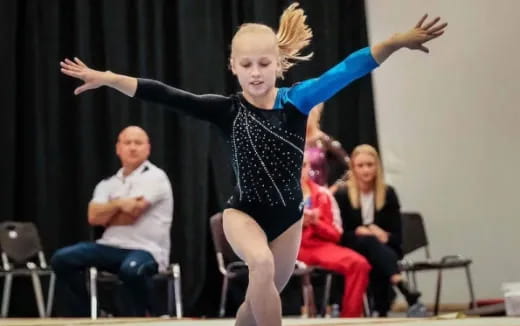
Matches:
[1,317,520,326]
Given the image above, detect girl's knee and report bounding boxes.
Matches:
[248,252,275,280]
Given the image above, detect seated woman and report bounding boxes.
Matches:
[335,144,420,317]
[298,152,371,317]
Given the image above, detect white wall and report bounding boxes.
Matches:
[365,0,520,304]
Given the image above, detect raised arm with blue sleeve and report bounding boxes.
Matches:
[277,47,379,115]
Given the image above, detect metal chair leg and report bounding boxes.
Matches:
[301,276,309,318]
[172,264,183,318]
[300,273,316,317]
[434,268,443,315]
[363,293,372,317]
[46,272,56,317]
[219,276,229,317]
[167,277,174,317]
[465,266,476,309]
[29,269,46,317]
[305,275,316,317]
[412,271,418,291]
[321,273,332,316]
[1,273,13,317]
[89,267,98,320]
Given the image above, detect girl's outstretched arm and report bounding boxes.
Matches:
[60,58,231,124]
[283,14,447,114]
[60,57,137,97]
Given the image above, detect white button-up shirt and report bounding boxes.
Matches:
[92,160,173,271]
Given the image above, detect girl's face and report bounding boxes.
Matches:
[352,152,377,186]
[230,32,281,100]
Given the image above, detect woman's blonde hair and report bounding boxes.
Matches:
[231,2,313,78]
[346,144,387,211]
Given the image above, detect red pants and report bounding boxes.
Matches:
[298,242,371,317]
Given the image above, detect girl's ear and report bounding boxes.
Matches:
[229,58,236,75]
[276,59,283,78]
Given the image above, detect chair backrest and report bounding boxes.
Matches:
[209,212,241,264]
[401,212,430,258]
[0,221,44,265]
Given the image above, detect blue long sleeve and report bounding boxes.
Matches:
[277,47,379,114]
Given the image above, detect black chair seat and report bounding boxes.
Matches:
[401,258,472,271]
[400,212,476,316]
[89,264,182,319]
[96,270,177,282]
[2,268,53,276]
[292,266,315,276]
[0,221,55,318]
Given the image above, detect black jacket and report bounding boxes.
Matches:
[335,185,402,257]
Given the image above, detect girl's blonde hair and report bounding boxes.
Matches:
[276,2,313,75]
[346,144,387,211]
[231,2,313,78]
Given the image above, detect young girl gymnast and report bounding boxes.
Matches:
[61,3,446,325]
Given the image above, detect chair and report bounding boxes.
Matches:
[319,271,372,317]
[399,212,476,315]
[209,212,318,317]
[88,263,183,319]
[0,221,55,317]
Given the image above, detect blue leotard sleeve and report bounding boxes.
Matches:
[278,47,379,114]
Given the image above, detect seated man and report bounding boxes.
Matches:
[51,126,173,317]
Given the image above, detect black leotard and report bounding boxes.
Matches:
[134,47,378,240]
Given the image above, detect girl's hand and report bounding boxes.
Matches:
[60,57,111,95]
[396,14,448,53]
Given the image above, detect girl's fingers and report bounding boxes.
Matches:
[423,17,440,30]
[416,14,428,28]
[64,58,80,68]
[60,61,81,72]
[61,68,82,79]
[74,57,88,68]
[428,22,448,34]
[74,84,90,95]
[422,31,445,44]
[418,45,429,53]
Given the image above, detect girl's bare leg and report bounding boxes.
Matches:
[226,209,303,326]
[223,208,283,326]
[269,218,303,291]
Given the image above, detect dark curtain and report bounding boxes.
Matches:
[0,0,378,317]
